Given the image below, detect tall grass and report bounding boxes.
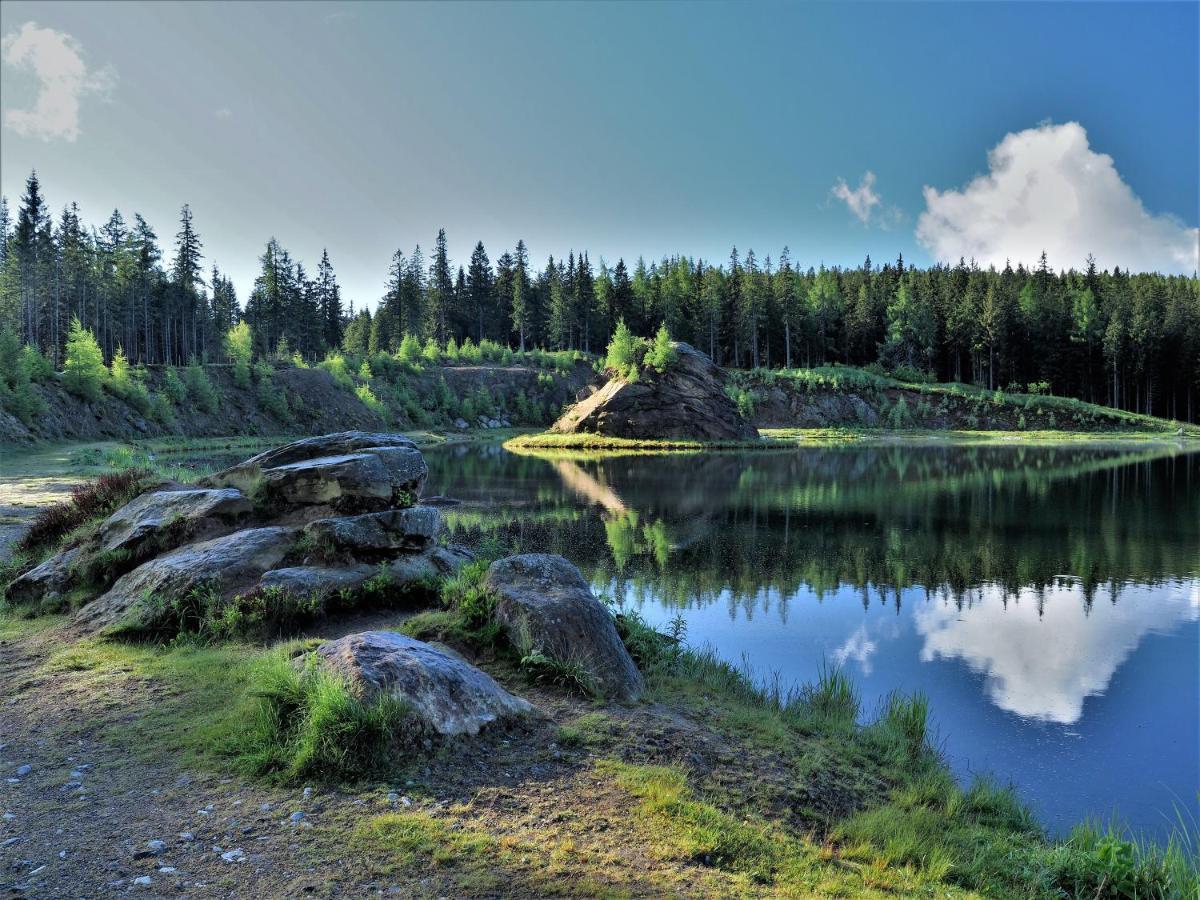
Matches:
[227,648,418,782]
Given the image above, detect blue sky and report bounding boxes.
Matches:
[1,1,1197,308]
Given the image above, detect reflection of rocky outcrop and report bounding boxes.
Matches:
[551,343,758,441]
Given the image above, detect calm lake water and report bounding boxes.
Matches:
[422,440,1200,839]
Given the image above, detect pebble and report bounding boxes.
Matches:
[158,866,177,874]
[15,765,31,777]
[147,840,166,852]
[289,811,305,822]
[59,851,67,859]
[5,778,18,785]
[62,781,82,791]
[70,770,83,779]
[387,792,398,803]
[3,812,14,821]
[220,848,244,862]
[179,832,194,841]
[400,796,412,806]
[302,787,312,798]
[133,875,152,886]
[1,837,20,848]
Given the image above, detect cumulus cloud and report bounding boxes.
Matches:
[917,121,1199,274]
[830,171,904,229]
[1,21,114,142]
[832,624,878,675]
[831,171,882,223]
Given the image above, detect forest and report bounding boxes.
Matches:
[2,171,1198,422]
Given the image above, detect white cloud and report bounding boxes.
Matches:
[914,581,1198,724]
[830,171,903,229]
[215,107,232,119]
[917,121,1199,274]
[831,171,881,224]
[832,624,878,675]
[1,21,114,142]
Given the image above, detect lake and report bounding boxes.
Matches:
[422,439,1200,839]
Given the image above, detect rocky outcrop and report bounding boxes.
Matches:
[74,526,298,634]
[94,487,253,558]
[0,433,476,637]
[304,507,443,553]
[6,546,82,607]
[484,554,644,701]
[551,342,758,442]
[313,630,533,735]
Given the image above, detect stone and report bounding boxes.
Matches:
[484,554,645,701]
[289,811,305,822]
[5,546,81,607]
[133,876,153,886]
[147,840,165,852]
[304,507,443,553]
[254,449,425,508]
[313,631,533,736]
[551,342,758,441]
[202,432,424,501]
[256,564,377,599]
[14,764,31,777]
[93,488,251,558]
[74,526,297,634]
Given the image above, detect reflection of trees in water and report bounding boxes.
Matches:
[432,445,1200,614]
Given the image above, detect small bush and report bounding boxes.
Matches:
[63,317,106,401]
[643,323,678,373]
[605,319,644,381]
[182,358,220,413]
[225,322,254,387]
[162,366,187,404]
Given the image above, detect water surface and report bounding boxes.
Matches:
[423,440,1200,838]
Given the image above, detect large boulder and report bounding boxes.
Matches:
[93,487,252,557]
[484,554,644,701]
[202,432,427,508]
[551,342,758,441]
[5,546,82,607]
[74,526,297,634]
[313,630,533,735]
[304,507,443,554]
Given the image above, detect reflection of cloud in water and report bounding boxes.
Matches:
[914,581,1200,724]
[833,624,878,675]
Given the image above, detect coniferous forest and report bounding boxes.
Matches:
[3,171,1198,422]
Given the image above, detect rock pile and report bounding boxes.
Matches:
[550,342,759,441]
[8,432,467,636]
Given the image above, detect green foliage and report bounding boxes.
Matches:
[182,358,219,413]
[20,344,53,381]
[643,323,679,373]
[63,317,106,401]
[0,330,47,424]
[355,383,386,417]
[161,366,187,405]
[226,648,419,782]
[253,362,291,422]
[318,350,355,389]
[605,318,644,381]
[225,322,254,388]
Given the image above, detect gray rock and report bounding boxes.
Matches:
[289,811,305,822]
[74,526,297,634]
[485,554,644,701]
[133,875,152,886]
[5,546,82,607]
[94,488,251,557]
[15,764,31,777]
[313,631,533,736]
[304,506,443,553]
[551,342,758,442]
[256,564,376,599]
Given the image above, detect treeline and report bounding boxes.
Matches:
[3,171,1198,421]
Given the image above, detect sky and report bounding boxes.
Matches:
[1,1,1197,310]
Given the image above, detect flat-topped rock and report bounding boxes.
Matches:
[252,447,427,509]
[485,554,645,701]
[313,630,533,735]
[304,507,443,553]
[74,526,297,634]
[551,342,758,441]
[95,487,251,557]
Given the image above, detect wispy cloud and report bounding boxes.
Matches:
[916,121,1200,273]
[1,21,114,142]
[830,171,904,229]
[215,107,232,119]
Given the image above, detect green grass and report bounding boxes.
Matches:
[223,645,421,783]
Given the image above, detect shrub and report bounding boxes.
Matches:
[225,322,254,388]
[255,363,291,422]
[643,323,678,373]
[421,337,441,364]
[319,351,355,389]
[162,366,187,404]
[63,317,106,400]
[182,358,220,413]
[355,383,386,417]
[396,333,423,367]
[20,344,53,381]
[605,319,643,381]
